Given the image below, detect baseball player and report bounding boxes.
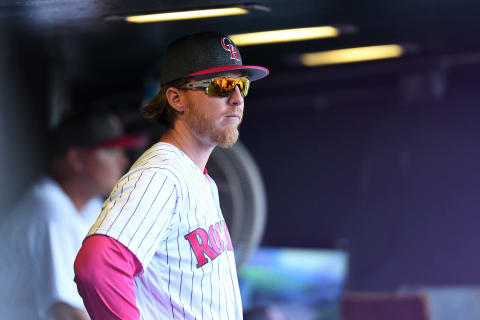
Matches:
[0,112,144,320]
[74,32,269,319]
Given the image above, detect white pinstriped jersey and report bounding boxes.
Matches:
[87,142,243,320]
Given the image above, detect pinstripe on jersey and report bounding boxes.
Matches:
[87,142,243,320]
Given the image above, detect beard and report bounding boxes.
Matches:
[185,100,241,148]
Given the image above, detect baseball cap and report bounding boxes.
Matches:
[159,31,269,85]
[50,112,147,153]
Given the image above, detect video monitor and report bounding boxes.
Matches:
[238,246,349,320]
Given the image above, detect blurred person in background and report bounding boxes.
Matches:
[0,111,145,320]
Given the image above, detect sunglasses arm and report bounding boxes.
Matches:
[185,80,212,89]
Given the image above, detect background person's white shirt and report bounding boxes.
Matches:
[0,176,101,320]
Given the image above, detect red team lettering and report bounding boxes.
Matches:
[184,220,233,268]
[221,37,240,61]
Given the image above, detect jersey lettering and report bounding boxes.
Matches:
[185,219,233,268]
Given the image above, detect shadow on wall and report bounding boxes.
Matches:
[240,76,480,292]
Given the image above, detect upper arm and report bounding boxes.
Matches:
[88,170,179,268]
[28,209,86,313]
[44,219,86,309]
[74,235,142,320]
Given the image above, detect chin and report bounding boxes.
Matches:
[216,128,239,148]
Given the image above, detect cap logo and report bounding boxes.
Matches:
[221,37,240,61]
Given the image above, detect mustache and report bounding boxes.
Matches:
[226,107,243,118]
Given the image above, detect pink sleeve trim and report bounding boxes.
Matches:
[74,235,143,320]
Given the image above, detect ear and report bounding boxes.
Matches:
[65,148,85,173]
[166,87,186,113]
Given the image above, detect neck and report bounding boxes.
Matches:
[54,175,95,213]
[161,123,215,171]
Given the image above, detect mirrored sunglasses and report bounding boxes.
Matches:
[183,77,250,97]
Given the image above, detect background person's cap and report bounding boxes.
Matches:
[50,112,147,153]
[160,31,269,85]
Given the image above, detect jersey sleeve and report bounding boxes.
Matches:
[43,197,103,312]
[43,219,88,311]
[74,234,143,320]
[29,208,87,315]
[88,169,179,269]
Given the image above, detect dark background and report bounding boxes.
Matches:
[1,0,480,292]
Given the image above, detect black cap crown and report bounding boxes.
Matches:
[160,32,268,85]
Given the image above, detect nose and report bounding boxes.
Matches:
[228,85,244,107]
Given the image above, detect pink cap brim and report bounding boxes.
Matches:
[96,135,148,150]
[188,65,269,81]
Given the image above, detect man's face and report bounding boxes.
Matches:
[82,147,129,196]
[182,73,245,148]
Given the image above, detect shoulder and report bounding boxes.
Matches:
[131,142,183,168]
[107,165,184,208]
[121,165,183,194]
[10,177,71,222]
[125,142,199,192]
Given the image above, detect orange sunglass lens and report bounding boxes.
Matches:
[207,78,249,97]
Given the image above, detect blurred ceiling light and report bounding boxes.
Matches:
[229,26,340,46]
[125,7,248,23]
[301,44,404,66]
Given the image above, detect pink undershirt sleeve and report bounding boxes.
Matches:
[74,234,143,320]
